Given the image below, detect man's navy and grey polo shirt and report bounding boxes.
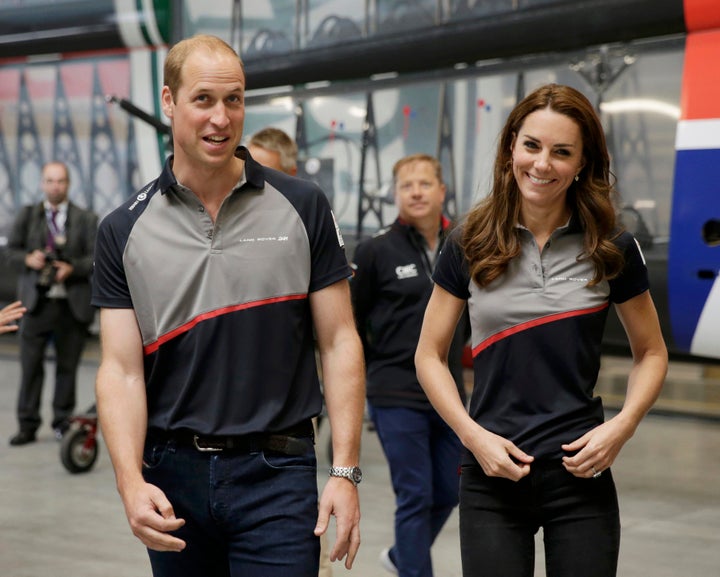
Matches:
[434,217,648,461]
[92,148,350,436]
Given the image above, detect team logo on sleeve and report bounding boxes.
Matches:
[128,183,153,211]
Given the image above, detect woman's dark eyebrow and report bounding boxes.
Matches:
[522,133,578,149]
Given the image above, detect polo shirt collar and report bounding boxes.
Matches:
[236,146,265,189]
[156,146,264,194]
[514,211,582,237]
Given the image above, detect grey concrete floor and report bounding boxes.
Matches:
[1,335,719,576]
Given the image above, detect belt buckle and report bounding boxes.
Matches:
[193,435,223,452]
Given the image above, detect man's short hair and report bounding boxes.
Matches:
[164,34,244,99]
[247,127,298,174]
[392,153,443,184]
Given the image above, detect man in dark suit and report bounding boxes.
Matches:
[6,161,98,446]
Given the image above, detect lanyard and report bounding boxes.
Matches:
[46,209,66,249]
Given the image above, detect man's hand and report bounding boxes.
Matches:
[315,477,361,569]
[25,249,46,271]
[121,481,187,552]
[53,260,73,283]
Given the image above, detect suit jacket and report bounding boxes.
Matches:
[5,201,98,324]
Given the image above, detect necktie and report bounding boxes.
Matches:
[47,209,59,251]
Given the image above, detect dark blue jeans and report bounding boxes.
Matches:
[142,435,320,577]
[459,461,620,577]
[370,405,462,577]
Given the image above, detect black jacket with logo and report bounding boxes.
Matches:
[351,217,468,410]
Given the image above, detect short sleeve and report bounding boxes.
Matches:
[608,232,650,303]
[433,228,471,300]
[92,210,134,309]
[267,172,351,293]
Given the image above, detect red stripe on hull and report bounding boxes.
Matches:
[684,0,720,33]
[680,30,720,120]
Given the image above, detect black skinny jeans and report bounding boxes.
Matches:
[459,460,620,577]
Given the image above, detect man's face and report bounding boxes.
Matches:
[248,145,283,173]
[394,160,446,225]
[42,163,69,207]
[161,48,246,174]
[248,144,297,176]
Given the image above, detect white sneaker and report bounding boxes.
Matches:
[379,547,398,575]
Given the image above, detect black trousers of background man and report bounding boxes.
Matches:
[16,298,89,434]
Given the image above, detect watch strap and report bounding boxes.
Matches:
[329,465,362,485]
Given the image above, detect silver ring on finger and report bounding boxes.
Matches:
[591,466,602,478]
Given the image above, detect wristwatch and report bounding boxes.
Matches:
[329,465,362,486]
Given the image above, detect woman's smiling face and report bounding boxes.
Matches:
[511,107,585,212]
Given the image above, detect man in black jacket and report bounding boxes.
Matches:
[6,161,98,446]
[351,154,467,577]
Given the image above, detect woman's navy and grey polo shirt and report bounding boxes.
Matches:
[92,148,350,436]
[434,217,648,461]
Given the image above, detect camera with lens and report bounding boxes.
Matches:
[37,234,66,290]
[37,249,59,290]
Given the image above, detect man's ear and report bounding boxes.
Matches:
[161,86,174,119]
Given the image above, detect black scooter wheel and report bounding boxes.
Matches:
[60,427,99,474]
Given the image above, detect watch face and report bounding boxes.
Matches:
[352,467,362,484]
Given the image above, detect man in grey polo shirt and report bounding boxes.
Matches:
[92,35,364,577]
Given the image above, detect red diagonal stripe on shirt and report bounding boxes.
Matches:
[143,293,307,355]
[472,302,609,358]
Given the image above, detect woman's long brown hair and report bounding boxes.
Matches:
[462,84,624,287]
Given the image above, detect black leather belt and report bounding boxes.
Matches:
[148,420,314,456]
